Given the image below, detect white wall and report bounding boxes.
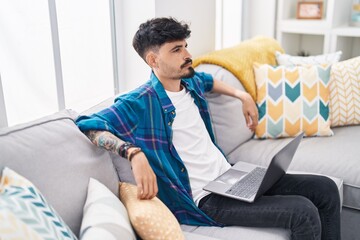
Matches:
[215,0,277,49]
[221,0,243,48]
[0,75,7,128]
[155,0,216,58]
[114,0,155,91]
[114,0,277,92]
[242,0,277,40]
[115,0,216,91]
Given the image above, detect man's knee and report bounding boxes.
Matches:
[291,196,321,240]
[309,175,340,209]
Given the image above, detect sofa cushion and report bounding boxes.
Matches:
[227,125,359,210]
[80,178,136,240]
[275,51,342,67]
[181,225,290,240]
[0,110,119,236]
[253,63,333,138]
[119,182,184,240]
[0,167,77,240]
[329,56,360,127]
[196,64,254,156]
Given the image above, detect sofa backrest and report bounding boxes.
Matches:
[0,109,120,236]
[196,64,254,156]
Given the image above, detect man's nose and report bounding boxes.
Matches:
[184,48,192,59]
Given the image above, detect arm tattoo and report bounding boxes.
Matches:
[85,130,124,155]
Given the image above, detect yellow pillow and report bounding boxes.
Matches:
[193,36,284,100]
[118,182,184,240]
[329,56,360,126]
[254,63,333,138]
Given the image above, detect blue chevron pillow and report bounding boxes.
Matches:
[253,63,333,139]
[0,167,77,240]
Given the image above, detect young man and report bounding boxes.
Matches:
[76,17,340,239]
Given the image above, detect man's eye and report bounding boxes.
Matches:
[173,48,180,52]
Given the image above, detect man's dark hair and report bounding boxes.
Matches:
[133,17,191,61]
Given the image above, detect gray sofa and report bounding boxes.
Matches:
[0,109,295,240]
[0,64,356,239]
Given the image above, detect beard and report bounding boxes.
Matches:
[181,66,195,78]
[180,59,195,78]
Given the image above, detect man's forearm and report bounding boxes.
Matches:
[85,130,125,155]
[212,78,259,131]
[85,130,157,199]
[212,78,246,101]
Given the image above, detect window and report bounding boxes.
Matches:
[0,0,58,126]
[56,0,114,112]
[0,0,116,127]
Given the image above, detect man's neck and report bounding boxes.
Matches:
[154,72,182,92]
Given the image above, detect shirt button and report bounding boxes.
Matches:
[181,168,185,172]
[168,121,172,126]
[171,111,175,115]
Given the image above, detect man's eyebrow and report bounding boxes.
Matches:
[170,44,183,51]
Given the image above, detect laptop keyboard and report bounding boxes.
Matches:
[225,167,267,199]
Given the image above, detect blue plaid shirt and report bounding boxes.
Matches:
[76,71,223,226]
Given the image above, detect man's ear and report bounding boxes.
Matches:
[145,52,157,69]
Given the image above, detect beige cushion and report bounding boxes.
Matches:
[329,56,360,127]
[119,182,184,240]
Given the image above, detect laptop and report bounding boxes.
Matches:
[203,132,304,203]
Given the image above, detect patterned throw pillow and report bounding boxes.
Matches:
[0,167,77,240]
[276,51,342,67]
[329,57,360,126]
[80,178,136,240]
[254,63,333,139]
[119,182,184,240]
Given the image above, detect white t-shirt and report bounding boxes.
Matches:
[166,87,231,205]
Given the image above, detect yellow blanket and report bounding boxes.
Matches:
[193,36,284,100]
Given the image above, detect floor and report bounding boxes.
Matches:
[341,207,360,240]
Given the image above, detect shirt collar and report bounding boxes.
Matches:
[150,71,175,114]
[150,71,200,114]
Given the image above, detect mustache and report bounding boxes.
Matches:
[181,59,193,68]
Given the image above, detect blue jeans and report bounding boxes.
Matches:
[199,174,341,240]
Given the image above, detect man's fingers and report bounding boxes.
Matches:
[137,183,143,199]
[147,180,154,199]
[245,113,251,127]
[150,174,158,199]
[153,178,158,198]
[141,179,149,199]
[131,154,157,200]
[251,113,258,128]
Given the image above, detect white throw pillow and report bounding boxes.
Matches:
[276,51,342,66]
[80,178,136,240]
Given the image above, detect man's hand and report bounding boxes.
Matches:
[84,131,158,199]
[212,79,258,132]
[236,91,258,132]
[130,150,158,200]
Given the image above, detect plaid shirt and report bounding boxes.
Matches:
[76,71,223,226]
